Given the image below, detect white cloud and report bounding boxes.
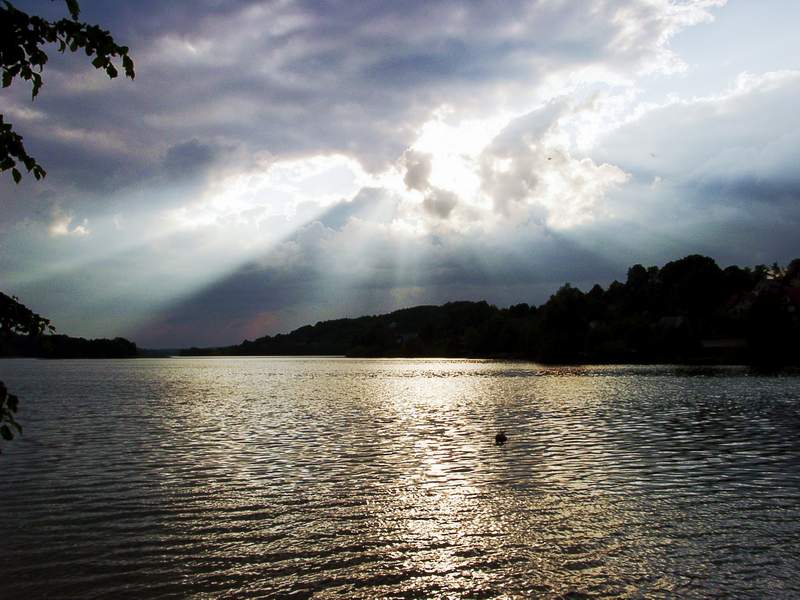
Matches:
[10,0,800,347]
[48,210,90,237]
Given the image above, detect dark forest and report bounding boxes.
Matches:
[182,255,800,365]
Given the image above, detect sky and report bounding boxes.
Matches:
[1,0,799,347]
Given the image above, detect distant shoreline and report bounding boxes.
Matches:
[5,254,796,367]
[177,255,800,367]
[170,353,788,368]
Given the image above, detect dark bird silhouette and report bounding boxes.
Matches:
[495,431,508,445]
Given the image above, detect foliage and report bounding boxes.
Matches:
[0,290,53,336]
[1,0,134,182]
[0,380,21,451]
[182,255,800,366]
[0,292,54,452]
[0,331,138,358]
[0,291,138,451]
[1,1,136,452]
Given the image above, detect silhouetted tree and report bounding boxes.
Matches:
[535,283,589,362]
[0,292,53,452]
[2,1,135,451]
[1,0,134,182]
[179,255,800,366]
[784,259,800,284]
[721,265,754,297]
[746,286,794,366]
[659,255,723,326]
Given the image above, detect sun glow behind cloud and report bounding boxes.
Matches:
[166,153,371,230]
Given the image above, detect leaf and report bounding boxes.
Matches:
[32,72,43,97]
[7,416,21,434]
[1,425,13,441]
[65,0,80,19]
[12,167,21,184]
[122,55,134,78]
[2,70,12,88]
[7,394,18,412]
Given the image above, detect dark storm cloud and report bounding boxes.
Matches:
[18,0,797,348]
[163,139,217,177]
[4,0,710,205]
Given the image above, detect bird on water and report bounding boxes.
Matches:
[495,431,508,445]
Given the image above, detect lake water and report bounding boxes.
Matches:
[1,358,799,598]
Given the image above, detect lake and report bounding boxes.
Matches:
[1,357,799,598]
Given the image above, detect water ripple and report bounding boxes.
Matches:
[1,358,799,598]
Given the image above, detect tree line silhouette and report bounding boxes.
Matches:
[0,331,138,359]
[0,292,137,359]
[182,255,800,365]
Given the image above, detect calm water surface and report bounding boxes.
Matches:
[1,358,799,598]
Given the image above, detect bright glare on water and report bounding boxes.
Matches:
[1,357,800,598]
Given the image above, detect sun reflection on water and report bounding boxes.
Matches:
[2,358,800,597]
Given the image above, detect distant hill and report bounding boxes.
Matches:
[181,254,800,366]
